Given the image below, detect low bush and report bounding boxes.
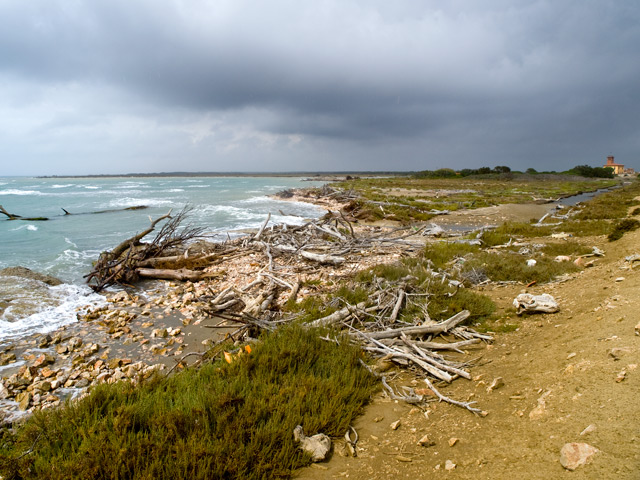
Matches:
[608,218,640,242]
[0,326,375,480]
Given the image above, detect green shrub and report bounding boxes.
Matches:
[0,326,375,480]
[608,219,640,241]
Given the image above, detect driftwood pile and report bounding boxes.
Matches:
[89,206,491,412]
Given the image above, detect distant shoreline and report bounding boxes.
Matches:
[37,171,407,180]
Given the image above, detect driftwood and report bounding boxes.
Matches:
[299,250,345,265]
[85,206,206,291]
[0,205,48,221]
[362,310,470,340]
[136,268,208,282]
[310,302,368,328]
[83,188,492,413]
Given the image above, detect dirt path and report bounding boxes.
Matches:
[297,228,640,479]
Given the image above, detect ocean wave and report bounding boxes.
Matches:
[238,195,270,204]
[0,189,43,196]
[0,279,105,341]
[108,197,174,208]
[9,224,38,232]
[51,184,74,189]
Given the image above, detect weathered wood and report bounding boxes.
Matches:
[363,310,470,340]
[135,268,206,282]
[389,289,405,321]
[380,338,481,352]
[109,211,172,260]
[310,302,368,328]
[0,205,48,221]
[253,212,271,241]
[300,250,345,265]
[136,252,219,268]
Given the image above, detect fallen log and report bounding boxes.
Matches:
[310,302,368,328]
[300,250,345,265]
[0,205,48,221]
[362,310,470,340]
[380,337,480,352]
[109,211,172,260]
[136,268,207,282]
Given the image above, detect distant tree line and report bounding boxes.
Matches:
[414,166,511,178]
[566,165,615,178]
[413,164,615,179]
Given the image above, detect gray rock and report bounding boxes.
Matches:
[0,266,62,286]
[293,425,331,462]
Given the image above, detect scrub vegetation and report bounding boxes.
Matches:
[333,173,619,224]
[0,326,375,480]
[2,174,639,480]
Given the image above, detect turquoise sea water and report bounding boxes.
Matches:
[0,176,325,341]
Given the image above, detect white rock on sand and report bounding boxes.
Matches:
[559,442,599,471]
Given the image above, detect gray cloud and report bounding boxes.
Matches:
[1,0,639,175]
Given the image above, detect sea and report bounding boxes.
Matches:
[0,176,326,343]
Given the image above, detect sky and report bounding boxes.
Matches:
[1,1,639,175]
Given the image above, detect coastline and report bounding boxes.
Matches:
[0,182,568,421]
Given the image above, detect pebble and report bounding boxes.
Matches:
[418,434,435,447]
[389,420,401,430]
[445,459,456,471]
[486,377,504,392]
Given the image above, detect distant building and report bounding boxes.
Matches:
[604,155,625,175]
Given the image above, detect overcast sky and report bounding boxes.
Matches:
[1,1,639,175]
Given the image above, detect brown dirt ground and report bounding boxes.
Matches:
[297,214,640,479]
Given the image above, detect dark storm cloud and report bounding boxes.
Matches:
[1,0,640,174]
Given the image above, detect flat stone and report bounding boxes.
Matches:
[33,353,55,368]
[16,391,32,411]
[560,442,599,471]
[0,352,17,365]
[445,460,456,471]
[0,266,62,286]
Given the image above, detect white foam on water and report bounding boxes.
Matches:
[238,195,270,204]
[26,225,38,231]
[0,189,43,196]
[0,279,106,341]
[167,189,185,192]
[51,184,74,189]
[83,185,99,189]
[64,237,78,248]
[107,197,173,208]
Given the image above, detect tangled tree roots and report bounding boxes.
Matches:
[85,206,207,291]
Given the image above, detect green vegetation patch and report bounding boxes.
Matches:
[608,218,640,242]
[0,326,375,480]
[332,175,618,224]
[460,251,580,284]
